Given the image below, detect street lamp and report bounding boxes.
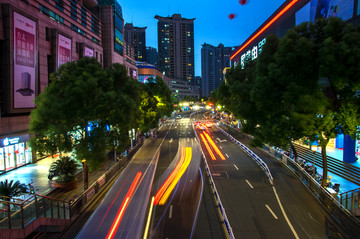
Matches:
[81,158,88,191]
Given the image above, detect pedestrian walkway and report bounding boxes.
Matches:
[0,153,117,202]
[294,143,360,194]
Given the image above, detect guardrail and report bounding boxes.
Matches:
[193,126,235,239]
[217,122,360,238]
[215,124,274,185]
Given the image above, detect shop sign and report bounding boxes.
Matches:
[240,38,266,69]
[0,134,29,147]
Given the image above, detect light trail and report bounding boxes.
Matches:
[153,148,186,205]
[200,133,216,160]
[106,171,142,239]
[204,132,226,160]
[159,147,192,205]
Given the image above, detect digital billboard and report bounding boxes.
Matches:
[57,34,71,68]
[84,46,94,57]
[13,12,36,108]
[310,0,354,22]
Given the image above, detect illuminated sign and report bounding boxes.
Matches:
[231,0,299,60]
[2,137,20,146]
[240,38,266,69]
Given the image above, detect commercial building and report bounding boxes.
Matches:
[124,23,147,62]
[155,14,195,80]
[201,43,232,97]
[0,0,137,172]
[230,0,360,162]
[96,0,138,79]
[146,46,158,68]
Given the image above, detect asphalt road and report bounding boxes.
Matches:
[75,125,169,239]
[192,111,345,239]
[150,115,203,239]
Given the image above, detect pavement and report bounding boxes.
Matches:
[0,152,120,202]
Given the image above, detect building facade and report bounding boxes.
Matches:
[155,14,195,82]
[0,0,138,172]
[201,43,231,97]
[0,0,103,171]
[96,0,138,79]
[146,46,158,68]
[124,23,146,62]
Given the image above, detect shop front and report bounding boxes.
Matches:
[0,134,32,173]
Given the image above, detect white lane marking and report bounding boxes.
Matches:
[226,154,229,158]
[169,205,173,219]
[272,187,300,239]
[308,213,320,224]
[220,146,223,149]
[245,180,254,189]
[234,164,239,170]
[265,205,278,219]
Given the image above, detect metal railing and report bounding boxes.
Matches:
[0,194,70,229]
[193,126,235,239]
[216,123,274,185]
[339,188,360,214]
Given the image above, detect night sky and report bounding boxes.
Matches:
[119,0,286,76]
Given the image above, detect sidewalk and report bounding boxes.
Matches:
[0,153,118,201]
[300,144,360,194]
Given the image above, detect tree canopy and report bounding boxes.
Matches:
[213,17,360,186]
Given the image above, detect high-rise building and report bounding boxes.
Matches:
[96,0,138,78]
[124,23,147,61]
[154,14,195,81]
[146,47,158,68]
[201,43,232,97]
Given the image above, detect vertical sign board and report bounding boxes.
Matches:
[84,46,94,57]
[13,12,36,108]
[57,34,71,68]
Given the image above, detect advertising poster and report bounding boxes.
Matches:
[13,12,36,108]
[84,46,94,57]
[57,34,71,68]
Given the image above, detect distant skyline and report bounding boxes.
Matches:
[119,0,286,76]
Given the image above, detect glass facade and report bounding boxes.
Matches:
[0,135,32,173]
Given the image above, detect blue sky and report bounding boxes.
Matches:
[119,0,286,76]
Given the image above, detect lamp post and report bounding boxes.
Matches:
[81,158,88,191]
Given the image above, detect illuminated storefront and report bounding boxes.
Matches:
[0,134,32,172]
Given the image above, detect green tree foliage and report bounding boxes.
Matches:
[140,77,173,132]
[0,180,28,201]
[30,58,142,170]
[224,18,360,187]
[49,156,80,183]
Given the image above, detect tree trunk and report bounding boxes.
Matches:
[290,141,298,162]
[321,145,328,187]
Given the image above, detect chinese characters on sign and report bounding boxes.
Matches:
[13,12,36,108]
[240,38,266,69]
[57,34,72,68]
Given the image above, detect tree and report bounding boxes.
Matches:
[0,180,28,201]
[140,77,173,132]
[30,58,142,170]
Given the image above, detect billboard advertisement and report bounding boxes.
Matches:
[84,46,94,57]
[57,34,71,68]
[13,12,36,108]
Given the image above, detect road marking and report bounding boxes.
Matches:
[245,180,254,189]
[220,146,223,149]
[272,187,300,239]
[226,154,229,158]
[265,205,278,219]
[234,164,239,170]
[169,205,173,218]
[169,138,173,143]
[308,213,320,224]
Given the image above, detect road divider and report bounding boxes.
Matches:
[215,124,273,185]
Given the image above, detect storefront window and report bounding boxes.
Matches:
[0,148,4,171]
